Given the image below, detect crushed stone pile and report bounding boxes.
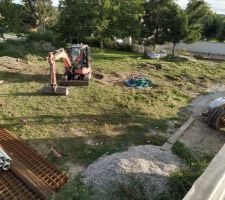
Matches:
[84,145,183,200]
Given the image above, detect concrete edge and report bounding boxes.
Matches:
[161,116,196,151]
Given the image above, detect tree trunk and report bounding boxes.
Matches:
[172,43,176,56]
[100,34,104,50]
[153,44,156,52]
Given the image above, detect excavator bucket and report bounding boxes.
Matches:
[41,85,69,96]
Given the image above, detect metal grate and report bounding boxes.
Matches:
[0,128,68,199]
[0,170,43,200]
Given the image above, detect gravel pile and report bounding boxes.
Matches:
[84,145,183,200]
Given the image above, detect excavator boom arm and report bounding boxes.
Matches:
[48,48,72,87]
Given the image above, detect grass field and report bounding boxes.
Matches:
[0,40,225,171]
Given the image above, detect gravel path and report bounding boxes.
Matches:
[84,145,182,200]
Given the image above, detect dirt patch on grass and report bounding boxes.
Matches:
[94,72,127,86]
[0,56,30,72]
[139,62,163,71]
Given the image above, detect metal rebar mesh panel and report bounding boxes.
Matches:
[0,170,43,200]
[0,128,68,192]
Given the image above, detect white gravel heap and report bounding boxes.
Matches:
[84,145,182,200]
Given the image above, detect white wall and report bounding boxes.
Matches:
[132,41,225,60]
[174,41,225,55]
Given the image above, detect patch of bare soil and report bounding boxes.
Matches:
[94,72,127,86]
[179,84,225,155]
[139,62,163,71]
[0,56,30,72]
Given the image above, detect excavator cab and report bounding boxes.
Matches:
[69,45,90,68]
[59,44,92,86]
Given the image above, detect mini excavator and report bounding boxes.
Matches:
[41,44,92,95]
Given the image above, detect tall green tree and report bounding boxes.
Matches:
[166,4,188,55]
[91,0,113,49]
[106,0,144,40]
[185,0,212,42]
[202,14,224,40]
[58,0,143,49]
[22,0,57,29]
[57,0,95,43]
[0,0,26,33]
[142,0,173,50]
[216,21,225,42]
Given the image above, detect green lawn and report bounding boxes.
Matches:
[0,40,225,168]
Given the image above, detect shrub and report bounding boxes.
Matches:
[27,30,60,46]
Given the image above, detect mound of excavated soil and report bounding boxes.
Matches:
[84,145,182,200]
[0,56,30,72]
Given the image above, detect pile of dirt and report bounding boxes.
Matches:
[0,56,30,72]
[84,145,182,200]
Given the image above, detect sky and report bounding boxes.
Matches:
[176,0,225,14]
[13,0,225,14]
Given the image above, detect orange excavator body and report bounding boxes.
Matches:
[41,44,92,95]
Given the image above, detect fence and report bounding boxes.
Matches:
[132,41,225,60]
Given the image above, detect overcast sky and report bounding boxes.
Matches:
[13,0,225,14]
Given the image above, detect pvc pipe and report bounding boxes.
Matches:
[0,159,3,167]
[0,148,11,163]
[2,161,10,171]
[0,152,5,161]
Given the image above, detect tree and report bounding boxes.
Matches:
[107,0,144,39]
[202,14,224,40]
[216,21,225,42]
[57,0,95,43]
[185,0,212,42]
[58,0,144,49]
[91,0,113,49]
[166,4,188,55]
[22,0,57,29]
[142,0,173,51]
[0,0,27,34]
